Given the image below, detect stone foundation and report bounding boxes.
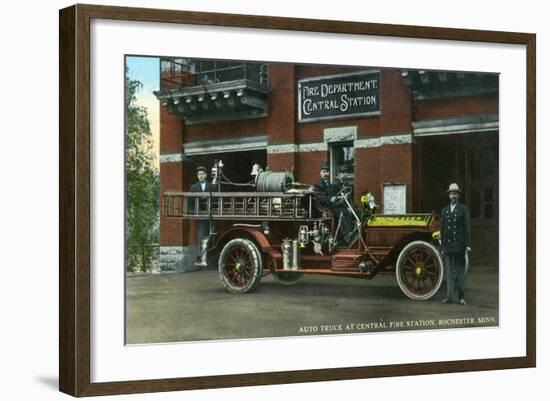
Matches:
[159,246,200,272]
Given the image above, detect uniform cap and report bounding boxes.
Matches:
[447,183,461,193]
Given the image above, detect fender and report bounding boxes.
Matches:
[376,231,435,270]
[213,226,277,257]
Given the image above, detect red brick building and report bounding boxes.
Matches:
[154,59,499,270]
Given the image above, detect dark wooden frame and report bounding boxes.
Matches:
[59,3,536,397]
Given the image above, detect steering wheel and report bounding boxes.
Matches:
[331,184,352,204]
[335,184,352,198]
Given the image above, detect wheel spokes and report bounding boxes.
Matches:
[400,244,441,296]
[223,244,257,288]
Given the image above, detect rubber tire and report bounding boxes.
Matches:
[396,240,444,300]
[272,271,304,286]
[218,238,263,293]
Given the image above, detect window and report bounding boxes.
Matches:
[330,141,355,189]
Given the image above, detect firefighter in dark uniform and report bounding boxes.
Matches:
[190,166,216,261]
[314,161,354,244]
[440,183,472,305]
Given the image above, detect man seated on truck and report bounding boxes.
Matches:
[314,161,355,244]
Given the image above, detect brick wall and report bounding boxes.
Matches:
[295,151,329,185]
[159,105,183,153]
[354,144,414,211]
[378,70,412,135]
[354,147,380,206]
[184,118,266,143]
[380,143,414,212]
[267,152,298,174]
[267,64,296,145]
[160,162,188,246]
[413,94,498,121]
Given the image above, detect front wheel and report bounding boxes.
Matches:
[218,238,263,293]
[396,240,444,300]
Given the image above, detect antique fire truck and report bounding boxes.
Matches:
[163,163,444,300]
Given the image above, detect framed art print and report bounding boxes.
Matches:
[59,4,536,397]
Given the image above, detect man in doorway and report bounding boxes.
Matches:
[190,166,216,262]
[441,183,472,305]
[314,161,355,244]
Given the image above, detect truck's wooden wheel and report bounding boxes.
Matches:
[396,240,444,300]
[218,238,263,293]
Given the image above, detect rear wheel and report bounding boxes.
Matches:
[218,238,263,293]
[396,240,444,300]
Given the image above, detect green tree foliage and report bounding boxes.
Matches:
[125,68,160,272]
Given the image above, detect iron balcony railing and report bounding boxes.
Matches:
[161,63,268,88]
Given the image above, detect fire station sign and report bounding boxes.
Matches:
[298,70,381,123]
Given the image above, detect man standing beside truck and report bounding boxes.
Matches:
[440,183,472,305]
[190,166,216,265]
